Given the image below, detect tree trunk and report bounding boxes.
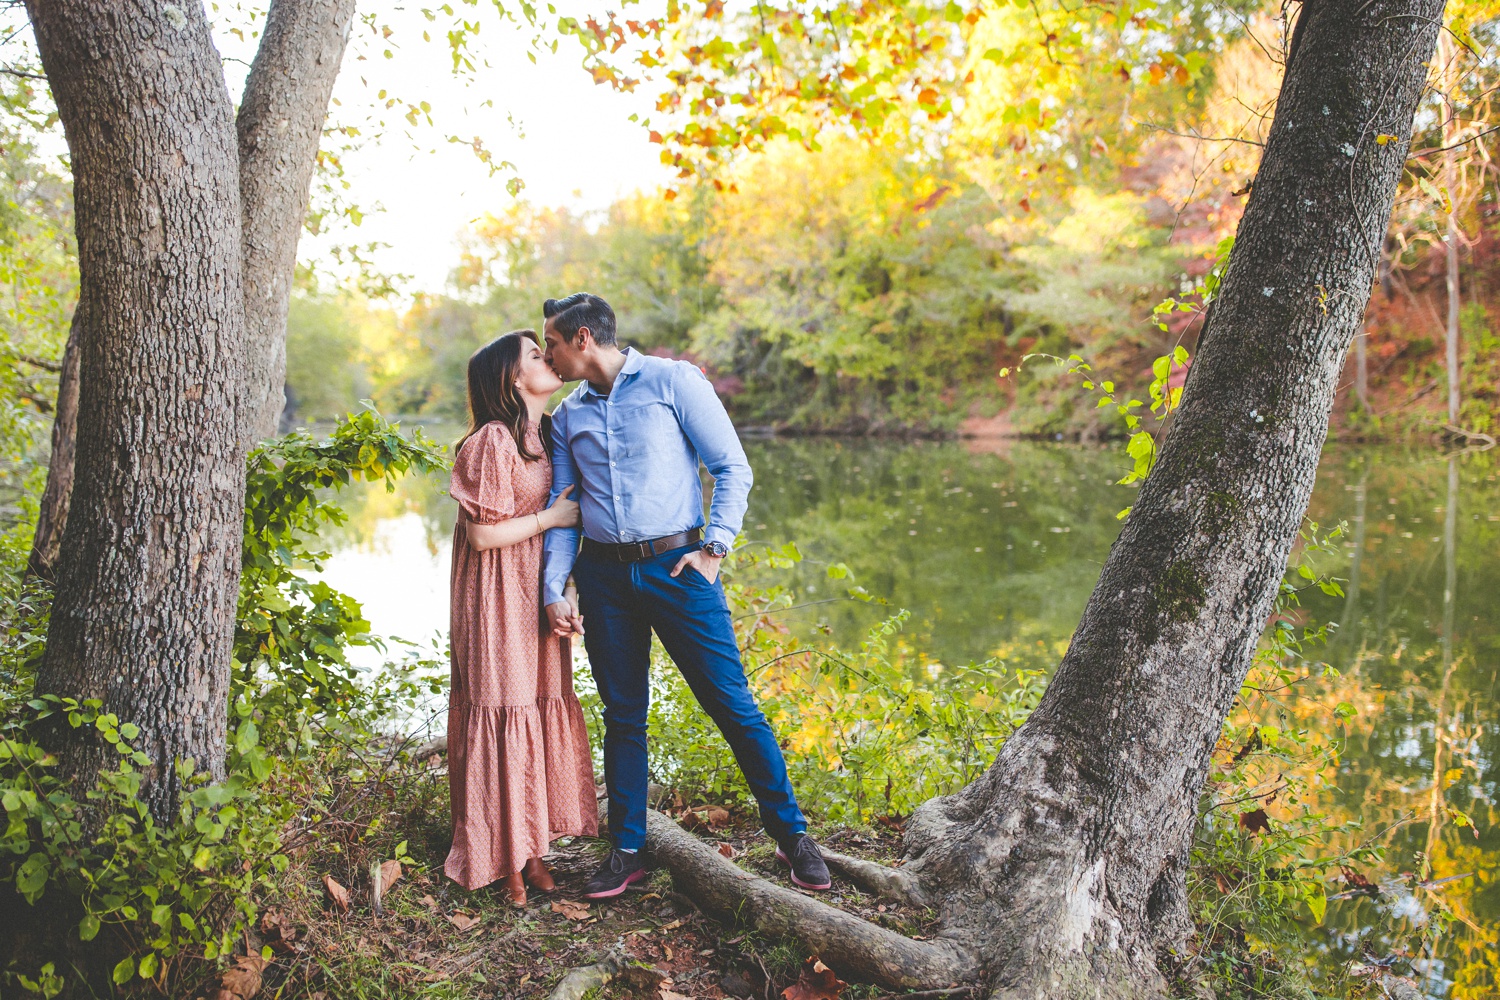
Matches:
[645,3,1445,996]
[237,0,356,447]
[1439,32,1461,427]
[905,3,1441,991]
[24,312,80,582]
[26,0,249,822]
[25,0,354,581]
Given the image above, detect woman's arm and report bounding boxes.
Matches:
[467,485,577,552]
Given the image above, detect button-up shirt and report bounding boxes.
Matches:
[542,348,753,605]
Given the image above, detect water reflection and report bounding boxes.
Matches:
[313,435,1498,995]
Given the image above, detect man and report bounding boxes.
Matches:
[539,292,830,899]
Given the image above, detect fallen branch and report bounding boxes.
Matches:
[644,808,976,990]
[819,847,931,908]
[546,952,627,1000]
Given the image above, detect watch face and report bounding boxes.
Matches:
[704,541,729,557]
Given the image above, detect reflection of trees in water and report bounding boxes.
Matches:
[739,439,1126,668]
[1292,450,1498,997]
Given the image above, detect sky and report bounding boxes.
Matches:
[226,5,673,294]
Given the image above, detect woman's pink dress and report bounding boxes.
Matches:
[445,421,597,890]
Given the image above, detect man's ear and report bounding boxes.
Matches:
[574,325,593,351]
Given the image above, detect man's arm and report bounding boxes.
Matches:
[672,364,752,550]
[542,402,581,608]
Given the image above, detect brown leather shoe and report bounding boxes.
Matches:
[499,872,526,907]
[523,857,556,893]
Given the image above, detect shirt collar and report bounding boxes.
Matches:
[583,346,642,397]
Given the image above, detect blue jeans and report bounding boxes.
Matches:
[575,542,807,851]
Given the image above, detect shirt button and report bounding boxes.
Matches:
[610,461,617,467]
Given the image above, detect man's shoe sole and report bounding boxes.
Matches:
[775,848,832,890]
[581,867,648,899]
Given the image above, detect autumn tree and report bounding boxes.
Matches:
[578,0,1449,995]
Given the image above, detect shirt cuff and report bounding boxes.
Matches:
[543,578,569,606]
[704,525,737,551]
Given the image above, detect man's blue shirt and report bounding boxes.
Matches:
[542,348,752,605]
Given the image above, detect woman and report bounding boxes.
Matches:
[445,330,597,905]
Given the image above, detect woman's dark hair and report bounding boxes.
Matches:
[458,330,552,461]
[543,292,617,346]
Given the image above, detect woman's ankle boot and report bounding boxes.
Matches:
[522,857,556,893]
[500,872,527,907]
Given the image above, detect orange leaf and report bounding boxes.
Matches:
[379,859,402,892]
[782,957,846,1000]
[323,875,350,912]
[717,842,739,859]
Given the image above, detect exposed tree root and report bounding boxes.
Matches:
[818,847,930,909]
[644,809,977,990]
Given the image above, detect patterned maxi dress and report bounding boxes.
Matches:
[445,420,597,890]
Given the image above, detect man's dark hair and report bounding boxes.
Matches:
[543,292,617,347]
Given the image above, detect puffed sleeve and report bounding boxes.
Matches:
[450,423,516,524]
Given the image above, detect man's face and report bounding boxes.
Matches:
[543,318,586,381]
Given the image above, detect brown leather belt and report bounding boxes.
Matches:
[581,528,703,563]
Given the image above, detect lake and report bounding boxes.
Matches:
[314,431,1498,997]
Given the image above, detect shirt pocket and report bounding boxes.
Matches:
[614,399,683,459]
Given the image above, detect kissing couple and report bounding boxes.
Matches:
[442,292,831,905]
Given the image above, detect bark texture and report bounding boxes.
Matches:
[24,314,80,582]
[648,3,1444,996]
[237,0,355,446]
[26,0,249,821]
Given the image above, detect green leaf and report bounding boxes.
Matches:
[16,854,48,897]
[138,953,159,979]
[112,956,136,985]
[1305,886,1327,924]
[192,846,213,871]
[79,914,100,941]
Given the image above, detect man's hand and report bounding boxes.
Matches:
[545,599,584,637]
[670,547,723,585]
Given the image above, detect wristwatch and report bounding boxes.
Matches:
[702,540,729,558]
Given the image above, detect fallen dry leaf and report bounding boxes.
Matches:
[661,991,693,1000]
[322,875,350,912]
[445,912,480,931]
[211,953,269,1000]
[659,918,684,931]
[418,894,437,908]
[782,957,846,1000]
[379,859,403,891]
[551,899,591,921]
[706,806,731,827]
[617,967,667,990]
[1238,809,1271,835]
[716,842,739,860]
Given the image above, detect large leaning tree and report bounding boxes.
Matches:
[24,0,354,820]
[607,1,1447,996]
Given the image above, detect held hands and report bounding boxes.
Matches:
[670,547,723,584]
[545,591,584,638]
[539,484,580,530]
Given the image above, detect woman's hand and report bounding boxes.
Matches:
[539,484,580,530]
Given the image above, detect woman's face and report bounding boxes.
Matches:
[513,338,563,398]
